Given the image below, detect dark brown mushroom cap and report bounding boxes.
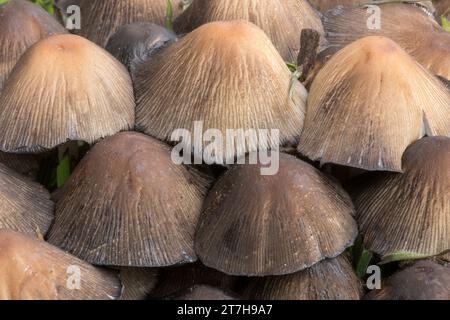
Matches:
[0,0,66,91]
[242,255,362,300]
[365,260,450,300]
[135,20,306,164]
[323,3,450,80]
[58,0,184,47]
[119,268,159,300]
[168,285,237,300]
[105,23,177,73]
[150,262,236,299]
[0,34,135,153]
[354,136,450,258]
[173,0,324,61]
[0,163,53,237]
[47,132,211,267]
[195,153,357,276]
[0,230,121,300]
[298,36,450,172]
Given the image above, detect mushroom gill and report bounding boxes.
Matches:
[0,0,66,91]
[0,34,135,153]
[0,163,53,237]
[298,36,450,172]
[353,136,450,258]
[58,0,184,47]
[0,230,121,300]
[135,21,306,164]
[47,132,211,267]
[173,0,324,61]
[365,260,450,300]
[323,3,450,80]
[195,153,357,276]
[105,23,177,74]
[241,255,362,300]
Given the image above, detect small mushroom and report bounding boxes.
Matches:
[241,255,362,300]
[47,132,211,267]
[323,3,450,80]
[353,136,450,258]
[365,260,450,300]
[135,21,307,164]
[58,0,184,47]
[0,34,135,153]
[298,36,450,172]
[119,268,159,300]
[0,0,66,91]
[0,163,53,237]
[195,153,357,276]
[0,230,121,300]
[173,0,324,61]
[106,23,177,73]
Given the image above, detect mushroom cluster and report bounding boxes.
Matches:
[0,0,449,301]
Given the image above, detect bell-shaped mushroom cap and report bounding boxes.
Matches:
[119,268,159,300]
[0,0,66,91]
[173,0,324,61]
[0,230,121,300]
[365,260,450,300]
[298,36,450,172]
[0,152,41,177]
[168,285,237,300]
[0,163,53,237]
[0,34,135,153]
[47,132,211,267]
[105,23,177,73]
[323,3,450,80]
[242,255,362,300]
[195,153,357,276]
[58,0,184,47]
[353,136,450,258]
[135,21,306,163]
[151,262,236,299]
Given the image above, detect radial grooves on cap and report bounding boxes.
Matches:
[298,36,450,172]
[173,0,324,61]
[242,255,362,300]
[0,163,53,237]
[0,0,67,91]
[354,137,450,257]
[0,230,121,300]
[60,0,183,47]
[135,21,306,163]
[0,35,135,153]
[323,3,450,80]
[47,132,211,267]
[195,153,357,276]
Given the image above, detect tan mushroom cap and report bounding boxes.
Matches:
[47,132,211,267]
[365,260,450,300]
[298,36,450,172]
[0,163,53,237]
[0,230,121,300]
[242,255,362,300]
[0,34,135,153]
[0,0,66,91]
[323,3,450,80]
[135,21,306,164]
[119,268,159,300]
[58,0,184,47]
[354,136,450,258]
[173,0,324,61]
[195,153,357,276]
